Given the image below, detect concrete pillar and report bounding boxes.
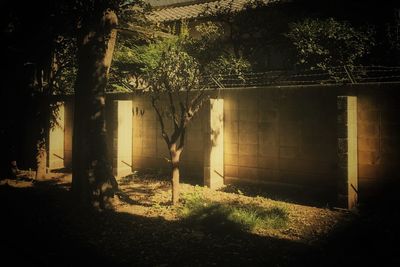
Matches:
[48,102,65,170]
[112,100,133,179]
[337,96,358,209]
[204,99,224,189]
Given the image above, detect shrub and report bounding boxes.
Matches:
[179,190,289,233]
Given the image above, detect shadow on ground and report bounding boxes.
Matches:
[219,182,337,208]
[0,178,398,266]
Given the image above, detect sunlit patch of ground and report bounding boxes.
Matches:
[1,170,72,189]
[0,178,34,188]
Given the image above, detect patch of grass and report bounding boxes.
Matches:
[179,189,289,233]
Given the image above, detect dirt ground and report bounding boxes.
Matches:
[0,171,399,266]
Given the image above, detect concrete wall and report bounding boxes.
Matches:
[357,83,400,200]
[337,96,358,208]
[123,84,400,203]
[53,82,400,204]
[112,100,133,178]
[204,99,224,189]
[48,103,65,170]
[124,87,339,201]
[222,87,338,191]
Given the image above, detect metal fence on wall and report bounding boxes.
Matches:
[200,66,400,89]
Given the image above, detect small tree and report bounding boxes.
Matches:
[147,46,207,205]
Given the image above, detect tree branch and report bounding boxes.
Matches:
[177,127,185,152]
[179,101,186,127]
[151,96,170,145]
[187,89,206,122]
[185,86,190,112]
[166,87,179,130]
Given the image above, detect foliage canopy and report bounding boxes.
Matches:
[286,18,375,70]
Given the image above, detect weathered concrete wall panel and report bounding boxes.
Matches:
[58,83,400,205]
[49,103,65,170]
[222,87,338,194]
[357,84,400,200]
[112,100,133,178]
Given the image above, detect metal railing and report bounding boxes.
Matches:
[199,66,400,89]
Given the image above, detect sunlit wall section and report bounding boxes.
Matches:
[49,102,65,170]
[337,96,358,209]
[204,99,224,189]
[113,100,133,178]
[347,96,358,209]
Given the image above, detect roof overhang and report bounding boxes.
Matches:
[146,0,278,23]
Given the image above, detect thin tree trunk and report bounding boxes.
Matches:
[72,9,118,209]
[36,137,47,179]
[35,92,51,180]
[172,165,180,205]
[170,146,181,205]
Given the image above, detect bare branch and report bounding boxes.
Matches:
[166,87,179,130]
[185,86,190,112]
[190,87,205,107]
[179,101,186,127]
[176,84,185,104]
[151,96,170,145]
[169,128,178,146]
[177,127,186,152]
[187,89,206,119]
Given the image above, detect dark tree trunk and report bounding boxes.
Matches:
[72,9,118,209]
